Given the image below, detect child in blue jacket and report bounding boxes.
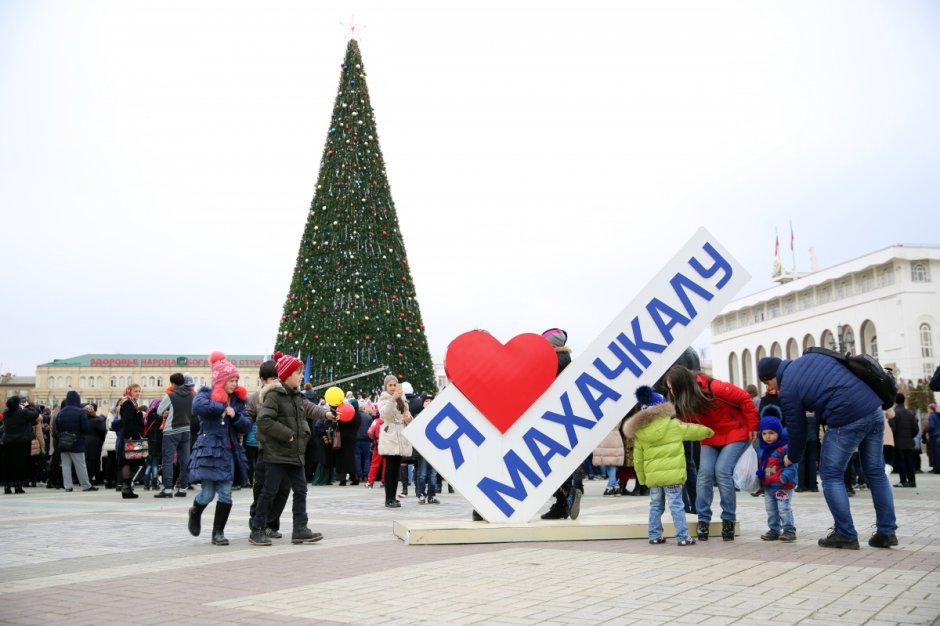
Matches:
[757,410,798,542]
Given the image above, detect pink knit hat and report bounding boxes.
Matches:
[209,352,240,402]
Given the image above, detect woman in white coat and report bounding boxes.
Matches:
[377,375,412,508]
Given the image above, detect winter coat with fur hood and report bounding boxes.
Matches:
[623,402,714,488]
[190,386,251,484]
[257,382,313,466]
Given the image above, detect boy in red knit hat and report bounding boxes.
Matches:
[250,352,323,546]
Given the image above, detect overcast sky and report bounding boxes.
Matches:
[2,1,938,377]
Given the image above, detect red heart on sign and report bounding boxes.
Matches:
[445,331,558,434]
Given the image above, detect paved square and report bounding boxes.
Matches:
[1,470,938,625]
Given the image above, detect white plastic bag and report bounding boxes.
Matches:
[732,446,760,492]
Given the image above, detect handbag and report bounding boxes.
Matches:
[57,429,77,452]
[124,439,149,460]
[332,429,342,451]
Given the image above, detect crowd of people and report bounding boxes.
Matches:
[2,344,939,551]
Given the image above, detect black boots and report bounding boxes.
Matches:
[697,521,709,541]
[722,520,735,541]
[211,502,232,545]
[121,480,138,499]
[188,500,208,536]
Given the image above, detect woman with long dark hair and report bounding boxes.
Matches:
[664,365,758,541]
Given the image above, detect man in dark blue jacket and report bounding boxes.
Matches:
[758,354,897,550]
[55,390,98,492]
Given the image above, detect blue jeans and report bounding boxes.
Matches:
[161,431,190,491]
[764,488,796,534]
[144,456,160,487]
[604,466,619,488]
[355,441,372,479]
[649,484,689,540]
[696,440,748,523]
[195,478,233,506]
[820,408,897,539]
[416,457,438,498]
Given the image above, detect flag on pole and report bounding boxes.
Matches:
[303,353,312,384]
[774,228,780,258]
[789,221,795,252]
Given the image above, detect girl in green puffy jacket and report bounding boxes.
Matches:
[623,396,713,546]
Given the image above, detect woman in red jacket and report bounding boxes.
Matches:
[665,366,758,542]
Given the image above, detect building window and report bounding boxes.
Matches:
[926,363,936,381]
[156,377,163,387]
[921,323,933,358]
[879,267,894,287]
[80,376,86,387]
[119,376,126,388]
[784,297,795,315]
[836,280,848,299]
[149,376,156,387]
[911,262,929,282]
[48,376,54,388]
[767,301,780,320]
[65,376,71,388]
[840,325,856,355]
[728,353,739,386]
[97,376,103,388]
[871,336,878,360]
[110,376,117,388]
[786,338,799,360]
[822,330,836,351]
[802,334,816,352]
[818,285,831,304]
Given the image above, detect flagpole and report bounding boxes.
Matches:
[790,220,796,273]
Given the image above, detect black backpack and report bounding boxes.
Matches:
[804,347,899,410]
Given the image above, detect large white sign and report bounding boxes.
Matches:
[405,228,750,522]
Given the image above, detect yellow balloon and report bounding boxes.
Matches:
[324,386,344,407]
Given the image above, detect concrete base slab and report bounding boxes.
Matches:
[393,515,740,545]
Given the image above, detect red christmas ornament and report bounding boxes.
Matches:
[399,313,405,318]
[281,314,287,321]
[327,149,334,156]
[288,332,293,338]
[390,294,398,301]
[314,335,321,340]
[292,310,299,316]
[365,335,371,341]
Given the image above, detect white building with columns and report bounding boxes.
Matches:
[710,244,940,393]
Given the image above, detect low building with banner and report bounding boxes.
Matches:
[34,354,267,412]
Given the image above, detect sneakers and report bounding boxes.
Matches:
[154,491,173,499]
[418,496,427,505]
[603,487,616,496]
[761,530,779,541]
[677,536,697,546]
[264,528,282,539]
[385,501,401,508]
[427,496,440,504]
[696,521,709,541]
[249,530,272,546]
[82,486,99,492]
[649,537,666,544]
[569,488,583,520]
[779,531,797,542]
[291,527,323,544]
[868,531,898,548]
[174,490,188,497]
[818,529,860,550]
